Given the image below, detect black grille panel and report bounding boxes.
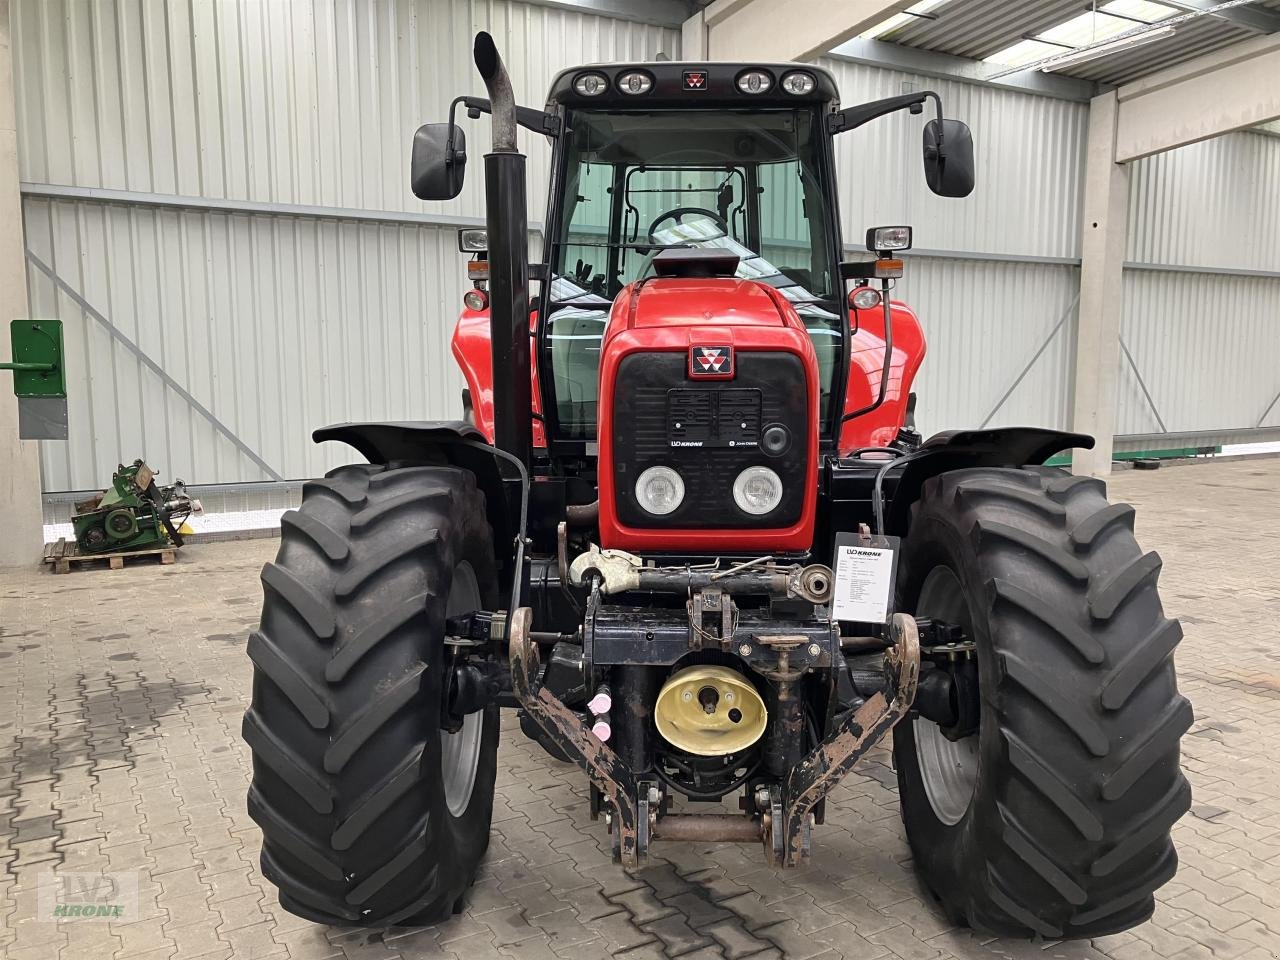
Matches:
[612,352,808,528]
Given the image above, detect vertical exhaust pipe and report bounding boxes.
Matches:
[473,32,531,466]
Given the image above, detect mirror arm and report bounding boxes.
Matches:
[444,96,468,169]
[457,95,563,138]
[924,91,945,155]
[827,90,944,136]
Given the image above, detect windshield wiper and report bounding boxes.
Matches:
[560,241,691,251]
[547,295,612,309]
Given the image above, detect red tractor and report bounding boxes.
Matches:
[245,34,1191,937]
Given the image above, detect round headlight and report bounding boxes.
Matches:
[573,72,609,97]
[617,71,653,95]
[636,466,685,516]
[850,286,882,311]
[736,70,773,94]
[780,71,816,95]
[733,466,783,516]
[463,289,489,311]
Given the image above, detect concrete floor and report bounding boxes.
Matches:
[2,456,1279,960]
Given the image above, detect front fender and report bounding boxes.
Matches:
[883,427,1094,535]
[313,420,517,579]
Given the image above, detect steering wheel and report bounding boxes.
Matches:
[647,206,729,242]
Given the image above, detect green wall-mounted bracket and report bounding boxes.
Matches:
[2,320,68,440]
[3,319,65,397]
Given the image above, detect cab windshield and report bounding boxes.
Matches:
[544,107,842,441]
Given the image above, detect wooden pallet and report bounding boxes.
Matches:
[43,537,176,574]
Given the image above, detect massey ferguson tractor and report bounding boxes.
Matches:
[244,33,1191,937]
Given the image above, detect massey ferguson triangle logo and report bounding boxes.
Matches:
[683,70,708,90]
[690,345,733,378]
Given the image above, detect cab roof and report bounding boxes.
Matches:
[545,62,841,110]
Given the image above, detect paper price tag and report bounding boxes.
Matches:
[831,534,899,623]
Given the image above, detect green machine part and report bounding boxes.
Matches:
[1,319,68,440]
[73,461,189,555]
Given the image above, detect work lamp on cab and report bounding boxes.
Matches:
[456,227,488,252]
[780,71,816,95]
[850,287,882,311]
[736,69,773,94]
[617,71,654,95]
[733,466,783,515]
[636,466,685,516]
[867,225,912,253]
[573,72,609,96]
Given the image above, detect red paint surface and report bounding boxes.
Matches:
[838,300,926,455]
[451,308,547,448]
[450,283,929,552]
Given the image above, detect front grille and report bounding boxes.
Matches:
[668,389,761,447]
[612,352,808,528]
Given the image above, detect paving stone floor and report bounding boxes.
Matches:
[2,456,1279,960]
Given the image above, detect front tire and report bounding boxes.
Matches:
[243,463,499,925]
[893,467,1191,938]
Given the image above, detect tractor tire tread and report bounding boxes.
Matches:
[897,467,1190,939]
[260,563,336,641]
[247,631,330,728]
[279,509,350,562]
[245,462,499,925]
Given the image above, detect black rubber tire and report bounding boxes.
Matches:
[243,463,499,925]
[893,466,1192,939]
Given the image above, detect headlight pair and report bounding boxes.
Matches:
[635,465,783,517]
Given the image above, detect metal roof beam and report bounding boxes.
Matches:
[686,0,916,60]
[501,0,696,28]
[1161,0,1280,35]
[1114,32,1280,160]
[827,37,1102,101]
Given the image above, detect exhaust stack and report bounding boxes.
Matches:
[473,32,531,465]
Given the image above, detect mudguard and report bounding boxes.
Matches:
[883,427,1094,535]
[313,420,519,578]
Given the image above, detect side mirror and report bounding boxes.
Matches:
[411,123,467,200]
[923,119,975,198]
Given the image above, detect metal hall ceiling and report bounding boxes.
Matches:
[857,0,1280,86]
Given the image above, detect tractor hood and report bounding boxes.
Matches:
[596,275,821,553]
[610,278,797,340]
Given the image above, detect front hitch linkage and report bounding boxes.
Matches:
[509,608,920,868]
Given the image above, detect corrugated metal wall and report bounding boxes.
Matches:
[15,0,678,489]
[1118,129,1280,446]
[821,58,1088,260]
[16,0,1274,490]
[819,56,1086,438]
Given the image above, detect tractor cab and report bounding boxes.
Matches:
[432,59,974,463]
[542,66,846,444]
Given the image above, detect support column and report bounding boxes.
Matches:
[1071,90,1130,478]
[681,9,708,59]
[0,0,45,566]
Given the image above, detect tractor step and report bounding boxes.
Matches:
[43,537,177,574]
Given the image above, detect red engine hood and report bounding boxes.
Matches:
[597,276,821,553]
[609,277,797,339]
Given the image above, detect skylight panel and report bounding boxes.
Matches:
[1038,10,1140,47]
[982,37,1065,67]
[858,0,954,40]
[1100,0,1180,23]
